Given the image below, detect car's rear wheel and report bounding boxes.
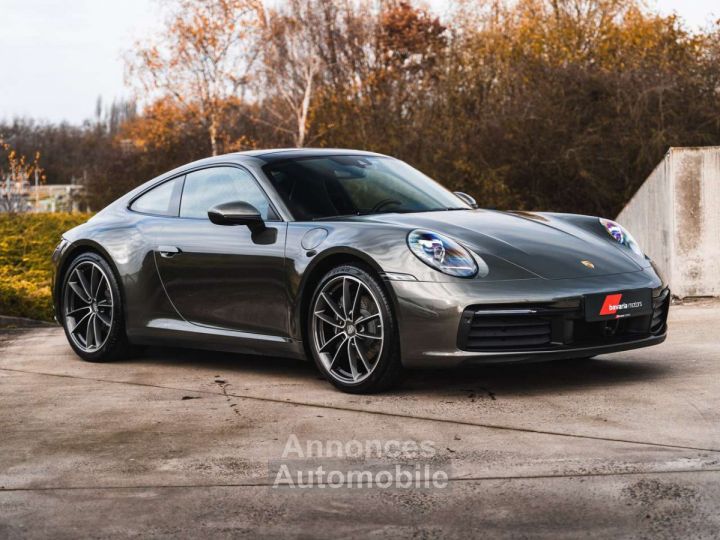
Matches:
[61,252,132,362]
[308,264,403,393]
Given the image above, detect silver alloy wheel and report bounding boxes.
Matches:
[312,275,384,384]
[63,261,114,353]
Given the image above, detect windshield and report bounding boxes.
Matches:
[262,155,469,221]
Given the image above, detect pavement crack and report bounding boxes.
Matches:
[2,468,720,493]
[215,378,241,416]
[2,366,719,454]
[463,387,496,401]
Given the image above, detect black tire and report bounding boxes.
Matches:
[307,264,403,393]
[60,252,133,362]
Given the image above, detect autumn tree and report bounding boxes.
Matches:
[127,0,266,155]
[258,0,326,147]
[450,0,720,215]
[0,142,44,213]
[308,1,447,154]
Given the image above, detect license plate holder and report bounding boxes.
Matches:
[584,289,652,322]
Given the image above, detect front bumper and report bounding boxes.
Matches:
[388,269,668,368]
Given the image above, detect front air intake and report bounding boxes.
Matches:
[650,288,670,334]
[460,311,552,351]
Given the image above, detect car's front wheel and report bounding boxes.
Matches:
[60,252,132,362]
[308,264,403,393]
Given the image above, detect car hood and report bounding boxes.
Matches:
[358,209,643,280]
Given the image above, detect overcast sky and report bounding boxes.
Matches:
[0,0,717,124]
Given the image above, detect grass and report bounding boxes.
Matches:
[0,213,91,321]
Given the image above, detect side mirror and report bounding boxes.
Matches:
[454,191,478,209]
[208,201,266,233]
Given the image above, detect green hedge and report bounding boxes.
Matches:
[0,213,91,321]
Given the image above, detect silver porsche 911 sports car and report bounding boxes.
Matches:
[52,149,669,392]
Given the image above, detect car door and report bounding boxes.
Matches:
[154,165,289,338]
[125,174,186,330]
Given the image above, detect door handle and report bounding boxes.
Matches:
[158,245,181,258]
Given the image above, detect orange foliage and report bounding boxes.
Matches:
[127,0,265,155]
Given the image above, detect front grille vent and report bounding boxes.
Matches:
[463,314,552,351]
[651,288,670,334]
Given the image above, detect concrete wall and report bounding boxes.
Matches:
[617,147,720,298]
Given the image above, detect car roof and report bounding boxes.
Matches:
[124,148,390,203]
[234,147,388,163]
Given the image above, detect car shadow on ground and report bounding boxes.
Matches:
[129,345,320,381]
[400,357,671,397]
[123,344,672,398]
[0,327,673,397]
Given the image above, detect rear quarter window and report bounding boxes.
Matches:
[130,176,184,216]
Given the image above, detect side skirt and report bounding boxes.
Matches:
[128,318,307,360]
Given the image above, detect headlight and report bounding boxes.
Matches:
[599,218,643,256]
[407,230,478,278]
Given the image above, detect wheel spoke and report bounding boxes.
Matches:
[84,314,96,349]
[67,305,91,317]
[350,283,362,319]
[96,311,112,327]
[89,265,99,299]
[69,281,91,304]
[315,311,343,328]
[347,339,359,380]
[342,277,352,318]
[318,331,346,353]
[356,332,382,341]
[320,292,344,321]
[94,272,106,299]
[74,268,92,301]
[328,336,348,369]
[356,312,380,326]
[353,339,372,373]
[92,315,102,348]
[69,310,92,333]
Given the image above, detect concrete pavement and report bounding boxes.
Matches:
[1,300,719,538]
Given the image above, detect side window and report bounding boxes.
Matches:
[180,166,273,220]
[130,176,183,216]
